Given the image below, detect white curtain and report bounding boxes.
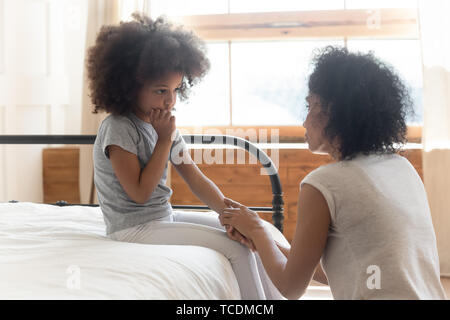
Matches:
[0,0,88,203]
[79,0,150,204]
[419,0,450,276]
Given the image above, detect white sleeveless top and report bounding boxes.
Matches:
[301,153,446,300]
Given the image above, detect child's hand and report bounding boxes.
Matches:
[149,109,176,143]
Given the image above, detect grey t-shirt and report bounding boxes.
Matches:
[93,111,187,235]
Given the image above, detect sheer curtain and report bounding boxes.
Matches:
[79,0,151,205]
[419,0,450,276]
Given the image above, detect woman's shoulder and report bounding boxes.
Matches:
[300,160,344,188]
[306,160,343,176]
[301,153,382,184]
[303,153,412,184]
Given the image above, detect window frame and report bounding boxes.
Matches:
[168,8,421,143]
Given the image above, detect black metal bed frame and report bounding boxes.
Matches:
[0,134,284,232]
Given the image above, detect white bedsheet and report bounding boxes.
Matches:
[0,202,289,300]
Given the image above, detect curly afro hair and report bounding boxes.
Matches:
[86,12,210,115]
[308,46,414,160]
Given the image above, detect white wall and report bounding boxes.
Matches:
[0,0,88,202]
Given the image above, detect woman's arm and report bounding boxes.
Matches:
[221,183,330,299]
[312,262,329,285]
[274,240,328,285]
[275,239,328,285]
[275,241,290,257]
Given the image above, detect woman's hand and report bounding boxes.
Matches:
[220,198,265,242]
[217,201,256,251]
[224,224,256,251]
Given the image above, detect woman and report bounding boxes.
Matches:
[220,46,447,300]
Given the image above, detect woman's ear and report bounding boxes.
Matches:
[318,101,333,124]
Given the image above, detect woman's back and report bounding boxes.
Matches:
[302,153,446,299]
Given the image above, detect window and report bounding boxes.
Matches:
[230,40,343,126]
[228,0,345,13]
[346,39,423,124]
[150,0,228,17]
[345,0,418,9]
[138,0,422,141]
[176,43,230,126]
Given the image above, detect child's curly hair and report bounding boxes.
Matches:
[86,13,210,115]
[308,46,414,160]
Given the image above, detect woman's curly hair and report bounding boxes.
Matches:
[86,13,210,115]
[308,46,414,160]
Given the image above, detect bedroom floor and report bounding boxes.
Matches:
[301,276,450,300]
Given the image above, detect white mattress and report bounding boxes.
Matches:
[0,202,289,300]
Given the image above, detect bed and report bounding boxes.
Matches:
[0,134,288,300]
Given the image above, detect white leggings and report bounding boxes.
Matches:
[108,210,283,300]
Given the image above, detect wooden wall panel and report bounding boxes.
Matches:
[41,146,423,243]
[400,149,423,180]
[171,148,423,243]
[42,148,80,203]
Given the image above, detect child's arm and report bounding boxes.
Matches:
[109,140,172,204]
[174,159,256,250]
[109,110,175,204]
[173,157,227,214]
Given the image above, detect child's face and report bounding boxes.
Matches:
[136,72,183,114]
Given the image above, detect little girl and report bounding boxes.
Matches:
[87,13,283,300]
